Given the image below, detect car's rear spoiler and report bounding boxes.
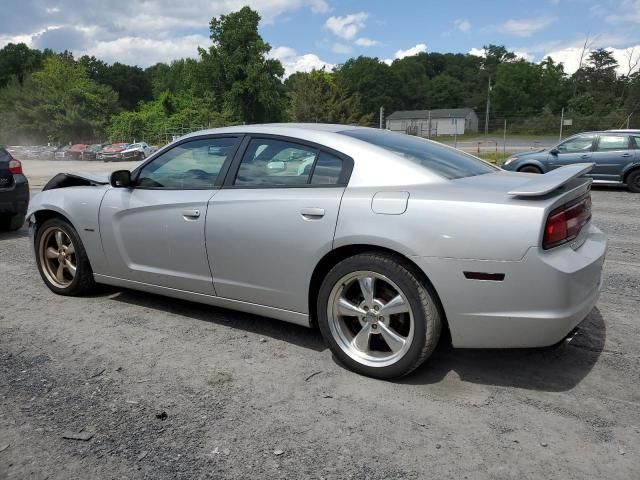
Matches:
[508,163,593,197]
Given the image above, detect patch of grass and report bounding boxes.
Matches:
[476,152,513,165]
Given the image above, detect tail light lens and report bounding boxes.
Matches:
[9,158,23,175]
[543,195,592,249]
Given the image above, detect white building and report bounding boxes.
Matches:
[386,108,479,137]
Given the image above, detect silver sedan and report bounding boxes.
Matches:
[27,124,607,379]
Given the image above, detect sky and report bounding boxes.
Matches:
[1,0,640,77]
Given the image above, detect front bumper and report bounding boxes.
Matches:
[413,224,607,348]
[0,175,30,215]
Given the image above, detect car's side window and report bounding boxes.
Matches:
[311,151,343,185]
[136,137,238,189]
[632,135,640,149]
[597,135,630,151]
[234,138,319,186]
[557,135,595,153]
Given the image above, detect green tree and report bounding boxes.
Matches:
[0,43,46,87]
[199,6,286,123]
[0,56,119,143]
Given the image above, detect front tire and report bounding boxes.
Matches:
[35,217,95,296]
[317,253,442,379]
[626,169,640,193]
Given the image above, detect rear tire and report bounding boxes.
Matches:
[35,217,95,296]
[626,169,640,193]
[519,165,542,174]
[317,253,442,379]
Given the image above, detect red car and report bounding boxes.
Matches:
[97,143,130,162]
[65,144,89,160]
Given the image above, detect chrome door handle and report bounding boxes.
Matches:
[182,209,200,218]
[300,207,325,219]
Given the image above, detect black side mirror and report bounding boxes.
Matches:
[110,170,132,188]
[550,148,559,155]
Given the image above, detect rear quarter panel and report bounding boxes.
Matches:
[334,185,543,262]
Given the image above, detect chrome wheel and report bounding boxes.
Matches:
[327,271,415,367]
[39,227,77,288]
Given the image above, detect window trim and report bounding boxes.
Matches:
[221,133,354,189]
[130,134,244,190]
[594,134,632,152]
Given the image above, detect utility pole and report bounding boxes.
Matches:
[503,119,507,157]
[379,106,384,129]
[484,75,491,138]
[559,107,565,142]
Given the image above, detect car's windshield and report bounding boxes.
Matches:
[340,129,498,179]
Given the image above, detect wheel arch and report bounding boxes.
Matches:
[622,163,640,183]
[30,208,78,237]
[308,244,451,343]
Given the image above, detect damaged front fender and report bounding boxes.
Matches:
[43,171,111,191]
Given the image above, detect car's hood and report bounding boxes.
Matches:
[121,147,141,153]
[102,146,126,153]
[514,148,548,159]
[41,171,111,191]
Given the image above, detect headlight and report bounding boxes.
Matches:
[503,156,518,166]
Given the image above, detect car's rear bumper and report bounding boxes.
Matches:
[413,224,607,348]
[0,175,29,216]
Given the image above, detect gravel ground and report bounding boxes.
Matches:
[1,163,639,478]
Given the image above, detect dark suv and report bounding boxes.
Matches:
[0,146,29,231]
[502,130,640,192]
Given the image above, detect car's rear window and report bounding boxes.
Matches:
[340,129,498,179]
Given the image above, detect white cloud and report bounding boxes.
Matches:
[268,46,334,78]
[0,0,331,65]
[308,0,330,14]
[542,45,640,74]
[453,18,471,32]
[80,34,210,66]
[332,42,352,54]
[501,16,557,37]
[383,43,427,65]
[325,12,369,40]
[354,37,379,47]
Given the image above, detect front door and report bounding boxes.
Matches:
[548,134,596,171]
[99,136,241,294]
[206,136,350,313]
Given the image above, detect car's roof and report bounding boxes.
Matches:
[175,123,448,187]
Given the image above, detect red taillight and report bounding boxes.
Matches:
[9,158,22,175]
[543,196,591,249]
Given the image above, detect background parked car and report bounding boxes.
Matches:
[0,145,29,231]
[54,145,71,159]
[97,143,130,162]
[65,144,89,160]
[81,144,106,161]
[121,142,151,161]
[502,130,640,192]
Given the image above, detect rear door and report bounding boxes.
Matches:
[99,136,241,294]
[591,133,633,181]
[205,135,352,314]
[0,147,15,190]
[548,134,595,170]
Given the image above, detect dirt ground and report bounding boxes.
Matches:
[1,160,639,479]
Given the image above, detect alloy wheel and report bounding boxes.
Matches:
[327,271,415,367]
[39,227,77,288]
